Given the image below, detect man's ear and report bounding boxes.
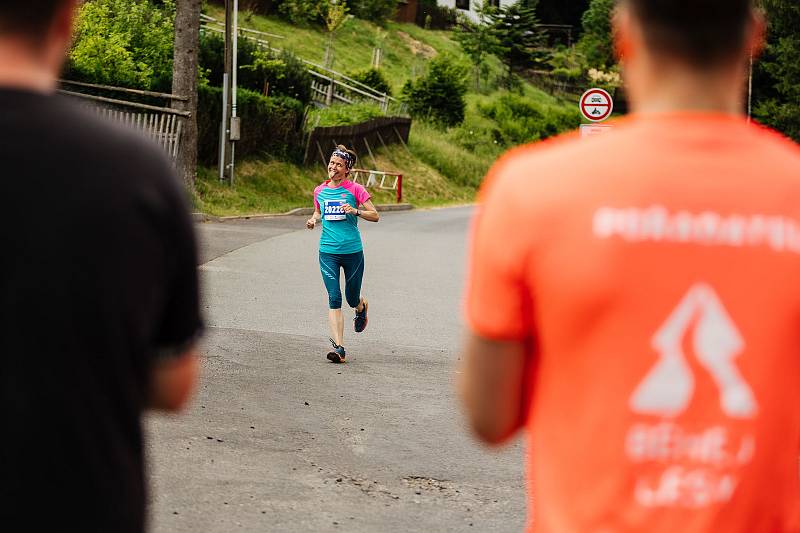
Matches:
[613,4,634,64]
[747,8,766,60]
[50,0,79,52]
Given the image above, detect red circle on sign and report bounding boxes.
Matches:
[580,88,613,122]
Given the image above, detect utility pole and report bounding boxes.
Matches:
[218,0,240,184]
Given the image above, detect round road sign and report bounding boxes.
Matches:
[580,88,613,122]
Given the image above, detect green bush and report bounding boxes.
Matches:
[197,85,305,164]
[477,93,581,145]
[199,32,313,104]
[277,0,327,25]
[548,46,586,83]
[67,0,175,92]
[402,54,469,128]
[348,68,392,96]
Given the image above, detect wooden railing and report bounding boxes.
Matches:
[350,168,404,203]
[58,80,188,162]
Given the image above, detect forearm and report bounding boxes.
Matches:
[459,334,528,445]
[358,208,379,222]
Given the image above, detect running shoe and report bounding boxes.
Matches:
[354,298,368,333]
[327,338,346,363]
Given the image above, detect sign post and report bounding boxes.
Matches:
[579,87,614,138]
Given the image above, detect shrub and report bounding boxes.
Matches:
[277,0,327,25]
[197,85,305,164]
[402,54,468,128]
[67,0,175,92]
[348,68,392,96]
[199,32,313,104]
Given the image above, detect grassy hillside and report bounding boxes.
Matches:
[196,5,579,215]
[205,3,464,94]
[193,130,477,216]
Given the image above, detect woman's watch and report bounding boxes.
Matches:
[355,209,360,217]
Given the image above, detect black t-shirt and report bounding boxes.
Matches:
[0,89,202,532]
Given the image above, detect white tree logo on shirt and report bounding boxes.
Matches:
[630,283,758,419]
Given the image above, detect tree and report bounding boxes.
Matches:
[323,0,350,68]
[453,1,502,91]
[487,0,548,86]
[172,0,201,189]
[753,0,800,141]
[68,0,175,91]
[576,0,615,69]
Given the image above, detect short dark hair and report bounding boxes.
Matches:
[0,0,64,39]
[626,0,754,67]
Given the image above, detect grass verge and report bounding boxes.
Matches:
[192,142,477,216]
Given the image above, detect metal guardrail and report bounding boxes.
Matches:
[200,19,406,114]
[309,71,404,114]
[200,13,285,39]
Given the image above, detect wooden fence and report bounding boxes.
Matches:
[304,116,412,167]
[92,108,183,160]
[58,81,189,162]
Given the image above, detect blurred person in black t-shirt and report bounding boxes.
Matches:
[0,1,203,532]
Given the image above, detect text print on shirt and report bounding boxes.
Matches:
[594,205,800,254]
[324,199,346,221]
[594,208,762,509]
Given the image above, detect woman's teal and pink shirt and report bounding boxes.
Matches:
[314,180,371,254]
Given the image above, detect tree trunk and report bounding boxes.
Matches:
[172,0,201,190]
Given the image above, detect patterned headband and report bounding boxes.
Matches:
[332,149,355,170]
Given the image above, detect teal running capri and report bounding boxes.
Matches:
[319,251,364,309]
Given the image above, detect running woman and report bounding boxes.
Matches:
[307,145,379,363]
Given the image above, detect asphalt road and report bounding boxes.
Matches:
[145,207,526,533]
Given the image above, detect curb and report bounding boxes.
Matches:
[193,203,414,223]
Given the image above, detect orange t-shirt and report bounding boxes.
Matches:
[466,113,800,532]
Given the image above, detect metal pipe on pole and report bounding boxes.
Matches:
[230,0,239,185]
[219,72,228,181]
[218,0,239,184]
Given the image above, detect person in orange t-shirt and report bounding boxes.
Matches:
[460,0,800,532]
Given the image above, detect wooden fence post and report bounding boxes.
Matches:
[326,75,334,106]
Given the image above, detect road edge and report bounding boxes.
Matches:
[193,203,414,223]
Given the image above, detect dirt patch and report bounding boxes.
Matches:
[396,31,437,59]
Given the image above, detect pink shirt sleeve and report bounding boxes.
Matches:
[343,181,371,206]
[313,184,325,211]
